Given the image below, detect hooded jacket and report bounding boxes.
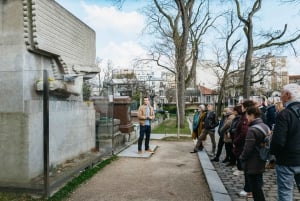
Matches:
[240,118,269,174]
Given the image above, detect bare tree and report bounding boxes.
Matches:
[211,11,242,115]
[141,0,218,128]
[234,0,300,98]
[88,59,114,96]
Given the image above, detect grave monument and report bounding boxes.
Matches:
[0,0,99,185]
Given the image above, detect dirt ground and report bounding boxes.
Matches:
[66,140,212,201]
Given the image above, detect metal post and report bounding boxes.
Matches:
[43,70,50,197]
[111,83,114,155]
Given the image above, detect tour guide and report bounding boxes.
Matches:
[137,96,155,154]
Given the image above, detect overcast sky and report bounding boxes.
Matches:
[55,0,300,75]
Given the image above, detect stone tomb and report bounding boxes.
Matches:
[0,0,99,186]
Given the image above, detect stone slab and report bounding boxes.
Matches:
[117,144,157,158]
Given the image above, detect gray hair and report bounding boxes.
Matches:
[199,104,205,110]
[283,83,300,101]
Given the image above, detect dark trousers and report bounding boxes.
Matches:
[138,125,151,151]
[248,173,265,201]
[215,133,225,159]
[225,143,236,164]
[244,171,251,192]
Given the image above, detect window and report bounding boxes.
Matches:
[206,96,211,103]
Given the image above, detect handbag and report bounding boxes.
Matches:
[223,132,232,143]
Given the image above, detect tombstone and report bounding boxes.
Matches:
[113,96,134,134]
[0,0,99,186]
[91,96,126,153]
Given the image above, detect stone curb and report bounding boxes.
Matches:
[197,150,232,201]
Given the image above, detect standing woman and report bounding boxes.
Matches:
[191,105,202,140]
[211,107,234,162]
[191,105,206,153]
[225,105,243,166]
[233,100,256,197]
[240,106,270,201]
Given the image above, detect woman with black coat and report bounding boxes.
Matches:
[240,106,270,201]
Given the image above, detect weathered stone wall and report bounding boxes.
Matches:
[0,0,26,112]
[0,0,96,184]
[24,0,96,71]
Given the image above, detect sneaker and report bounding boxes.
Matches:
[138,150,142,155]
[145,149,154,153]
[238,190,247,197]
[233,170,243,176]
[231,167,237,171]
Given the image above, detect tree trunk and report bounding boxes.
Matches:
[243,23,254,99]
[217,90,224,117]
[243,50,253,99]
[176,71,186,128]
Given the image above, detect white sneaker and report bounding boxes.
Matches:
[238,190,247,197]
[231,167,237,171]
[233,170,243,176]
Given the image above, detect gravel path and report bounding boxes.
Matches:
[67,140,212,201]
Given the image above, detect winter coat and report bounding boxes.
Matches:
[266,104,276,129]
[138,104,155,126]
[203,111,218,130]
[240,118,269,175]
[233,112,249,157]
[270,102,300,166]
[192,112,207,139]
[220,114,235,134]
[217,115,226,136]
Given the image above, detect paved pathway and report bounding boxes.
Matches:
[67,120,300,201]
[67,139,213,201]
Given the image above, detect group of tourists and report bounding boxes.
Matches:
[191,83,300,201]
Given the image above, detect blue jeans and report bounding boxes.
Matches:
[138,125,151,151]
[276,165,300,201]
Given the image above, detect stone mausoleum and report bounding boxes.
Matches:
[0,0,99,186]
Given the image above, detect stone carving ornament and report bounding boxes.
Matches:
[23,0,99,97]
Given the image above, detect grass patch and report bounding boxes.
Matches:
[152,117,191,135]
[48,155,118,201]
[0,155,118,201]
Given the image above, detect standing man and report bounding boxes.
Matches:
[193,104,218,155]
[137,96,155,154]
[270,83,300,201]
